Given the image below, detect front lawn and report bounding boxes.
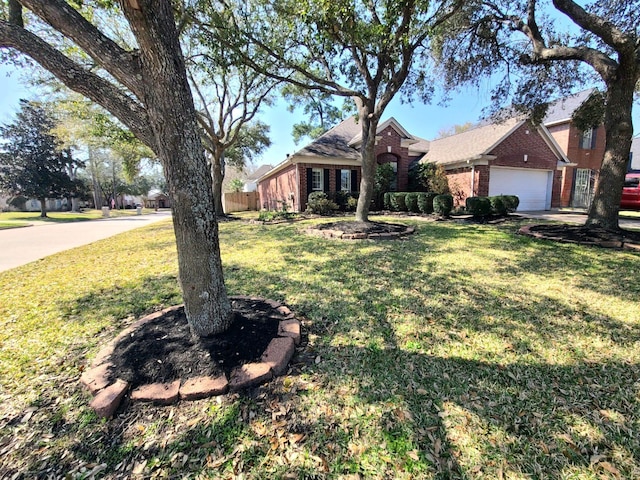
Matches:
[0,216,638,479]
[0,208,156,225]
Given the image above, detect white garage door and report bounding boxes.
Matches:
[488,167,552,211]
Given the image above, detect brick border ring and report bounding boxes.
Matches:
[304,225,415,240]
[80,297,301,418]
[518,224,640,251]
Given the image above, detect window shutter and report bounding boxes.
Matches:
[306,168,312,198]
[351,170,358,192]
[324,169,330,192]
[335,169,341,191]
[591,128,597,149]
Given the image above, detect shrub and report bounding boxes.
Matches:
[417,192,438,214]
[489,195,508,215]
[466,196,492,217]
[306,192,338,215]
[433,194,453,216]
[390,192,407,211]
[405,192,419,213]
[502,195,520,213]
[383,192,393,210]
[346,195,358,212]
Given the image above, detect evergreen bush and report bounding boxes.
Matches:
[466,196,492,217]
[433,194,453,216]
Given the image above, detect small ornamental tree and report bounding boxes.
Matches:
[0,100,81,217]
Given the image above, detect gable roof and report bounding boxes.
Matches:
[422,117,525,165]
[245,164,273,181]
[543,89,594,126]
[294,116,362,160]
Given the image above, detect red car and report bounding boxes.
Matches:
[621,174,640,210]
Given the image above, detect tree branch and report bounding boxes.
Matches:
[18,0,143,98]
[552,0,632,52]
[0,19,154,149]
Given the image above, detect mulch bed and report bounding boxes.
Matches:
[306,221,414,239]
[520,223,640,249]
[108,299,283,390]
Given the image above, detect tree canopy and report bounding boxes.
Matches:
[0,99,81,217]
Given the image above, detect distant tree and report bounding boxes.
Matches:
[435,0,640,231]
[436,122,476,139]
[282,80,354,144]
[0,100,81,217]
[228,178,244,192]
[186,19,275,216]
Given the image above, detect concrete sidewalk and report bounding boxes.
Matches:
[516,209,640,230]
[0,211,172,273]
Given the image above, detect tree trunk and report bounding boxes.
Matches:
[211,152,225,217]
[123,1,232,336]
[585,75,636,231]
[71,197,80,212]
[39,197,47,217]
[355,105,379,222]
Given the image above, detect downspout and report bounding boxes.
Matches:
[470,164,476,197]
[295,162,300,212]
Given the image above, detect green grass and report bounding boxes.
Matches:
[0,216,638,479]
[0,208,156,225]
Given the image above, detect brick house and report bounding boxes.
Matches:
[543,89,608,208]
[257,116,421,212]
[418,117,570,210]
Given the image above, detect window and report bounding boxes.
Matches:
[580,128,596,149]
[311,168,323,191]
[340,169,351,191]
[624,177,639,188]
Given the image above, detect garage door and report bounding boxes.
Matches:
[488,167,552,211]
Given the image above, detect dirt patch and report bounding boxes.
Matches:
[306,221,414,239]
[108,298,283,390]
[520,224,640,250]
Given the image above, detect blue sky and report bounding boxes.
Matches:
[1,62,637,171]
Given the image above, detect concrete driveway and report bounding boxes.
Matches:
[0,211,172,273]
[517,209,640,230]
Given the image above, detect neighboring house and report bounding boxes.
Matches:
[143,189,171,209]
[543,89,605,208]
[243,164,273,192]
[419,117,570,210]
[257,116,422,212]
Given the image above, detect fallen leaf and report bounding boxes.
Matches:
[407,450,420,461]
[598,461,621,477]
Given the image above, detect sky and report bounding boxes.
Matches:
[1,61,638,172]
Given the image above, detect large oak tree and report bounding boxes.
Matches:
[436,0,639,231]
[0,0,232,336]
[205,0,464,222]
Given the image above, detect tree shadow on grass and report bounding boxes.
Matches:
[6,218,640,478]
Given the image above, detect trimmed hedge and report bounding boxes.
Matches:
[390,192,407,212]
[466,196,492,217]
[489,196,507,215]
[405,193,419,213]
[502,195,520,213]
[433,194,453,216]
[383,192,393,210]
[417,192,438,214]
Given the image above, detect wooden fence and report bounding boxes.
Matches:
[223,191,259,213]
